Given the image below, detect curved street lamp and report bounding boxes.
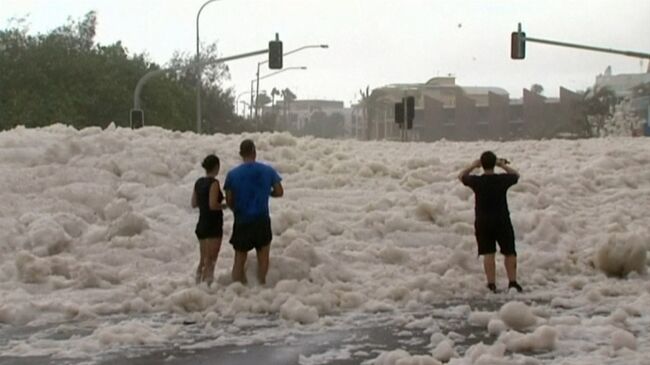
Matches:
[235,90,252,117]
[254,44,328,118]
[196,0,223,134]
[250,66,307,118]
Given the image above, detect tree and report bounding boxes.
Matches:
[166,42,238,133]
[357,86,388,140]
[281,88,297,129]
[255,92,272,109]
[270,87,280,108]
[303,110,327,137]
[253,92,273,130]
[327,112,346,138]
[531,83,544,95]
[302,111,345,139]
[633,81,650,98]
[281,88,296,103]
[0,12,244,133]
[582,86,617,136]
[359,86,372,140]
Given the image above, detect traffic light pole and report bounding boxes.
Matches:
[400,96,407,142]
[393,96,415,142]
[255,63,261,120]
[524,36,650,60]
[133,48,268,129]
[513,23,650,60]
[253,43,327,120]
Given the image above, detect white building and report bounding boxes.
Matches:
[594,66,650,98]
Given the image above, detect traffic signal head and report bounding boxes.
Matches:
[511,31,526,59]
[394,102,404,124]
[269,38,283,69]
[130,109,144,129]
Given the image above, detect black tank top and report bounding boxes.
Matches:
[194,177,224,222]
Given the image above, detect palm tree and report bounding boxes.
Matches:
[359,86,372,140]
[271,87,280,109]
[255,92,272,110]
[281,88,297,128]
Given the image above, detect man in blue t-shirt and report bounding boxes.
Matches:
[224,139,283,285]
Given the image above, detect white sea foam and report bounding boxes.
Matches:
[0,125,649,363]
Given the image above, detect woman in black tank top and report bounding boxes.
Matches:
[191,154,225,286]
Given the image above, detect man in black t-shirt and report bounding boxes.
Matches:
[459,151,523,293]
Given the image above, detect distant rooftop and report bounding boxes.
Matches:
[462,86,509,96]
[379,76,508,96]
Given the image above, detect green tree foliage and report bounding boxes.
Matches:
[0,12,246,133]
[270,87,280,107]
[255,92,272,108]
[358,86,389,140]
[358,86,373,140]
[278,88,297,131]
[254,92,275,131]
[582,86,617,136]
[165,43,251,134]
[530,83,544,95]
[633,82,650,98]
[303,111,345,139]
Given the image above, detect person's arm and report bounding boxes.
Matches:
[458,159,481,182]
[209,181,222,210]
[191,189,198,208]
[269,167,283,198]
[225,189,234,209]
[497,159,520,178]
[223,172,234,210]
[271,182,283,198]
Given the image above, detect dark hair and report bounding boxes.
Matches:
[201,154,220,172]
[480,151,497,170]
[239,139,256,157]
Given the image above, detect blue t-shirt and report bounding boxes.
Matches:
[224,161,282,223]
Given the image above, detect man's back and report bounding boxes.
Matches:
[224,162,281,222]
[462,174,518,221]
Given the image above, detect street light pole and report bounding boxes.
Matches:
[254,44,328,119]
[240,101,250,117]
[134,48,267,119]
[235,91,251,117]
[196,0,222,134]
[253,66,307,119]
[250,81,255,120]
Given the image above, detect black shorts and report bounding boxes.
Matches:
[475,220,516,256]
[195,216,223,240]
[230,216,272,252]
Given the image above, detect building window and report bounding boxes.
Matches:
[476,106,489,125]
[509,105,523,124]
[443,108,455,126]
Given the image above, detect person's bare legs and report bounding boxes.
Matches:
[504,255,517,282]
[232,250,248,284]
[256,244,270,285]
[202,238,222,286]
[483,254,496,285]
[196,240,208,284]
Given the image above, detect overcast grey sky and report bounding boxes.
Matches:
[3,0,649,106]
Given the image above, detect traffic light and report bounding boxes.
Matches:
[511,31,526,59]
[394,102,404,124]
[405,96,415,129]
[130,109,144,129]
[269,34,283,69]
